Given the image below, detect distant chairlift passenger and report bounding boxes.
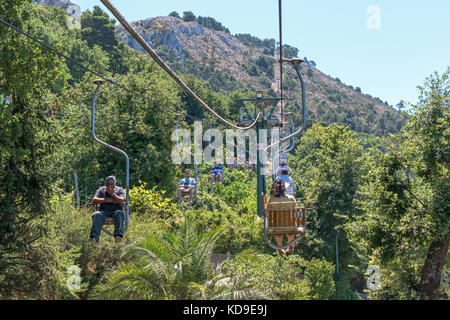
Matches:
[178,169,196,204]
[276,158,295,196]
[210,161,224,185]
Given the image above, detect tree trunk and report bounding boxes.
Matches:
[418,234,449,300]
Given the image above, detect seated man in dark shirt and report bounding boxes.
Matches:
[89,175,125,244]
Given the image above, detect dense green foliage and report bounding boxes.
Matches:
[290,124,365,266]
[0,0,67,297]
[0,2,447,300]
[346,68,449,299]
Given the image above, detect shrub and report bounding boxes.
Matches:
[22,194,89,299]
[184,207,266,254]
[303,258,336,299]
[129,181,179,222]
[226,254,335,300]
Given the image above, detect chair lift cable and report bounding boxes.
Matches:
[279,0,284,125]
[265,59,307,153]
[264,0,308,154]
[262,0,308,251]
[1,8,260,131]
[0,16,182,114]
[99,0,261,131]
[0,17,135,95]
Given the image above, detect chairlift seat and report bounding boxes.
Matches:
[90,203,124,227]
[181,180,193,195]
[104,217,115,225]
[181,183,196,195]
[237,119,256,127]
[265,119,283,127]
[179,183,197,203]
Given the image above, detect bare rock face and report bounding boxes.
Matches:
[33,0,81,28]
[116,16,249,64]
[32,0,79,11]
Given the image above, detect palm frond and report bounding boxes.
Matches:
[90,264,166,299]
[91,219,234,300]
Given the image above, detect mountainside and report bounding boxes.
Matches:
[117,16,258,88]
[117,16,404,135]
[33,0,404,136]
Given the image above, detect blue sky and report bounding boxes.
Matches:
[74,0,449,107]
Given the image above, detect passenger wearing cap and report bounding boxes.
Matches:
[276,159,291,177]
[276,159,295,196]
[178,169,196,203]
[90,176,125,244]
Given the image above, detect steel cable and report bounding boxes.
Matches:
[100,0,261,130]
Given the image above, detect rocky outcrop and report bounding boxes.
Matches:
[117,16,251,64]
[33,0,81,29]
[32,0,79,11]
[115,15,403,135]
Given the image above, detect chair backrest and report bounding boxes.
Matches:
[265,200,306,235]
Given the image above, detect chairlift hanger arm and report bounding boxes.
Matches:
[92,80,130,162]
[266,0,306,154]
[280,116,295,154]
[265,60,307,153]
[176,116,199,164]
[176,116,199,198]
[92,80,130,234]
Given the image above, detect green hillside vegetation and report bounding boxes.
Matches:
[0,1,448,300]
[126,12,406,137]
[116,11,405,137]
